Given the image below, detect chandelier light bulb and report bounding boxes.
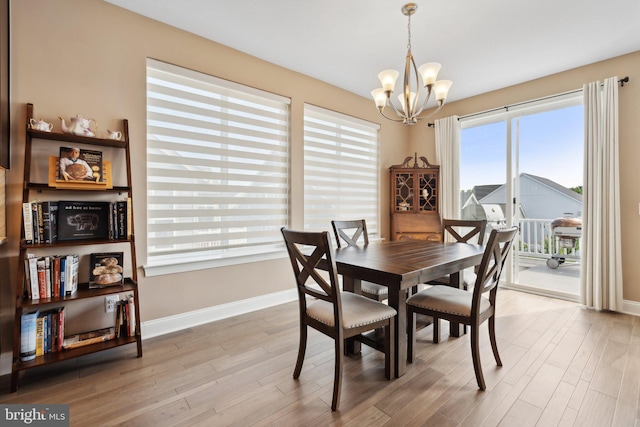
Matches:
[371,88,387,108]
[418,62,441,86]
[434,80,453,102]
[398,92,417,114]
[378,70,399,92]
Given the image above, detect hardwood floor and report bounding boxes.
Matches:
[1,289,639,426]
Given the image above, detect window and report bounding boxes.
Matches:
[303,104,380,237]
[145,59,290,275]
[460,92,583,299]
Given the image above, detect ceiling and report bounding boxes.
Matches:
[105,0,640,103]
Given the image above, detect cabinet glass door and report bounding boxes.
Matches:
[394,172,413,211]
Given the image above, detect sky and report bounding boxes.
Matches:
[460,104,584,191]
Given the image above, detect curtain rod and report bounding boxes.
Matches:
[426,76,629,127]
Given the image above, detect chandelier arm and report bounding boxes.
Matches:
[386,96,408,120]
[413,85,434,117]
[377,108,406,123]
[408,53,421,117]
[415,102,444,121]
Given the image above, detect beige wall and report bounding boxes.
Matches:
[409,50,640,302]
[0,0,409,369]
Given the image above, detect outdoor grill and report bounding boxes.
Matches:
[546,215,582,269]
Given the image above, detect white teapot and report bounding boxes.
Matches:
[29,118,53,132]
[59,115,97,137]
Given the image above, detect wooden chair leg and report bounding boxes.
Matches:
[433,317,440,343]
[489,316,502,366]
[384,319,394,379]
[407,310,415,363]
[470,323,486,390]
[293,324,307,379]
[332,335,344,411]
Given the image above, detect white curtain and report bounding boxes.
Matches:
[581,76,623,311]
[435,116,461,222]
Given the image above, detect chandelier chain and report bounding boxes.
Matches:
[407,14,412,51]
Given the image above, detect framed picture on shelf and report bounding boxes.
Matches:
[58,146,103,182]
[57,201,110,241]
[89,252,124,288]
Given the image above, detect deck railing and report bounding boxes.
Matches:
[512,218,580,261]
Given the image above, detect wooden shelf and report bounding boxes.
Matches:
[25,182,131,193]
[12,335,138,372]
[17,278,137,308]
[20,236,134,250]
[27,128,128,148]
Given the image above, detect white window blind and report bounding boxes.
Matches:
[303,104,380,236]
[146,59,290,274]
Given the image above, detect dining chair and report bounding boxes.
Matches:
[281,227,396,411]
[429,219,488,290]
[406,226,518,390]
[422,219,487,335]
[331,219,388,301]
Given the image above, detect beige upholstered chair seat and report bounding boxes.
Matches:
[406,285,490,317]
[362,281,388,297]
[308,292,396,328]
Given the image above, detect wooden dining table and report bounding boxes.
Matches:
[332,238,485,377]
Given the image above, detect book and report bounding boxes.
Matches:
[116,201,127,240]
[36,202,44,244]
[22,202,34,244]
[65,254,79,296]
[27,255,39,300]
[23,259,32,299]
[56,307,65,352]
[57,201,110,241]
[35,315,45,356]
[31,202,39,244]
[44,256,52,299]
[63,327,115,350]
[127,295,136,336]
[59,256,66,296]
[89,252,124,287]
[41,201,59,243]
[20,310,39,361]
[52,256,61,298]
[36,258,46,299]
[58,146,103,182]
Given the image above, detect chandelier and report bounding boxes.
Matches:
[371,3,452,125]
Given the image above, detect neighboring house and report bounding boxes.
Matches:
[462,174,583,255]
[471,173,582,221]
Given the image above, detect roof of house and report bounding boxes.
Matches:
[521,173,582,201]
[469,184,501,200]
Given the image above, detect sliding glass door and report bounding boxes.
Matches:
[460,94,583,301]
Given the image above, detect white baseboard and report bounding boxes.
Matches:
[622,299,640,316]
[140,288,298,339]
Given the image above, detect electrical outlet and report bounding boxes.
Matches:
[105,295,119,313]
